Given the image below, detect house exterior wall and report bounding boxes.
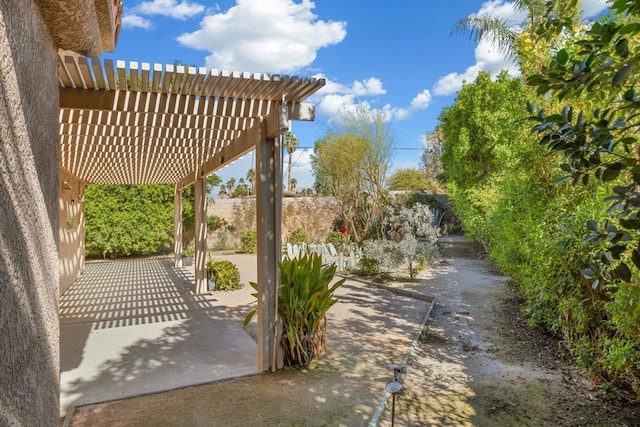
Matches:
[0,0,60,424]
[59,168,85,296]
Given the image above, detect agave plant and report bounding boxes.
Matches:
[245,253,345,367]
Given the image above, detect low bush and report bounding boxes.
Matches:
[206,259,242,291]
[358,254,382,276]
[240,229,257,254]
[289,228,309,245]
[325,230,344,248]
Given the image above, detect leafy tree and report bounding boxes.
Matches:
[312,162,332,196]
[441,1,640,395]
[421,126,446,192]
[527,0,640,286]
[233,182,250,198]
[388,168,428,191]
[290,177,298,193]
[218,185,227,198]
[284,132,299,192]
[85,184,174,258]
[207,174,222,193]
[440,71,530,191]
[312,106,394,243]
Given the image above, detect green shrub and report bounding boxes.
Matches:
[440,63,640,395]
[289,228,309,245]
[85,184,174,258]
[206,259,242,291]
[240,229,257,253]
[207,215,226,233]
[358,255,381,276]
[324,230,344,247]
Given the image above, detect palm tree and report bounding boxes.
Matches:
[290,178,298,193]
[246,168,255,195]
[226,178,236,197]
[284,132,299,192]
[218,185,227,199]
[452,0,581,75]
[452,0,545,57]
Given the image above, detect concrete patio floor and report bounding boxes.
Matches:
[59,257,259,412]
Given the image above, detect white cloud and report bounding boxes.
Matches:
[286,149,315,189]
[432,0,526,97]
[394,89,432,120]
[581,0,609,18]
[312,74,430,121]
[121,14,152,29]
[477,0,609,20]
[176,0,347,74]
[475,0,525,22]
[433,38,519,96]
[410,89,432,110]
[135,0,205,20]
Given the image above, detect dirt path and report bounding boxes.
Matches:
[386,235,640,426]
[65,236,640,426]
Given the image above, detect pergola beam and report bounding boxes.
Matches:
[174,103,314,189]
[60,88,275,119]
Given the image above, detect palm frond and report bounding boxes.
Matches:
[452,16,520,58]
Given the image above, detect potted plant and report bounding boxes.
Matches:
[244,253,345,367]
[182,246,194,267]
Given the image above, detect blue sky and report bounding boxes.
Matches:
[104,0,609,191]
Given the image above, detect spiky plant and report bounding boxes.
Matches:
[245,253,345,367]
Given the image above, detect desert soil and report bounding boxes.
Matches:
[64,235,640,426]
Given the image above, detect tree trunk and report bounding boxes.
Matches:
[287,154,292,192]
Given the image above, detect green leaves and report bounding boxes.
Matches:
[206,259,242,291]
[85,184,175,258]
[526,6,640,286]
[243,253,345,367]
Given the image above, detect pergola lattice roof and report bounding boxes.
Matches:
[58,52,325,185]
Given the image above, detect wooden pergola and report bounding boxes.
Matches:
[57,52,325,371]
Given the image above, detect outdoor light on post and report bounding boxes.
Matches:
[386,363,406,426]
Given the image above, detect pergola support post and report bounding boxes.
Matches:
[174,184,183,268]
[194,175,207,293]
[256,119,283,372]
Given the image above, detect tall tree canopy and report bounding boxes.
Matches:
[388,168,428,191]
[312,106,394,243]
